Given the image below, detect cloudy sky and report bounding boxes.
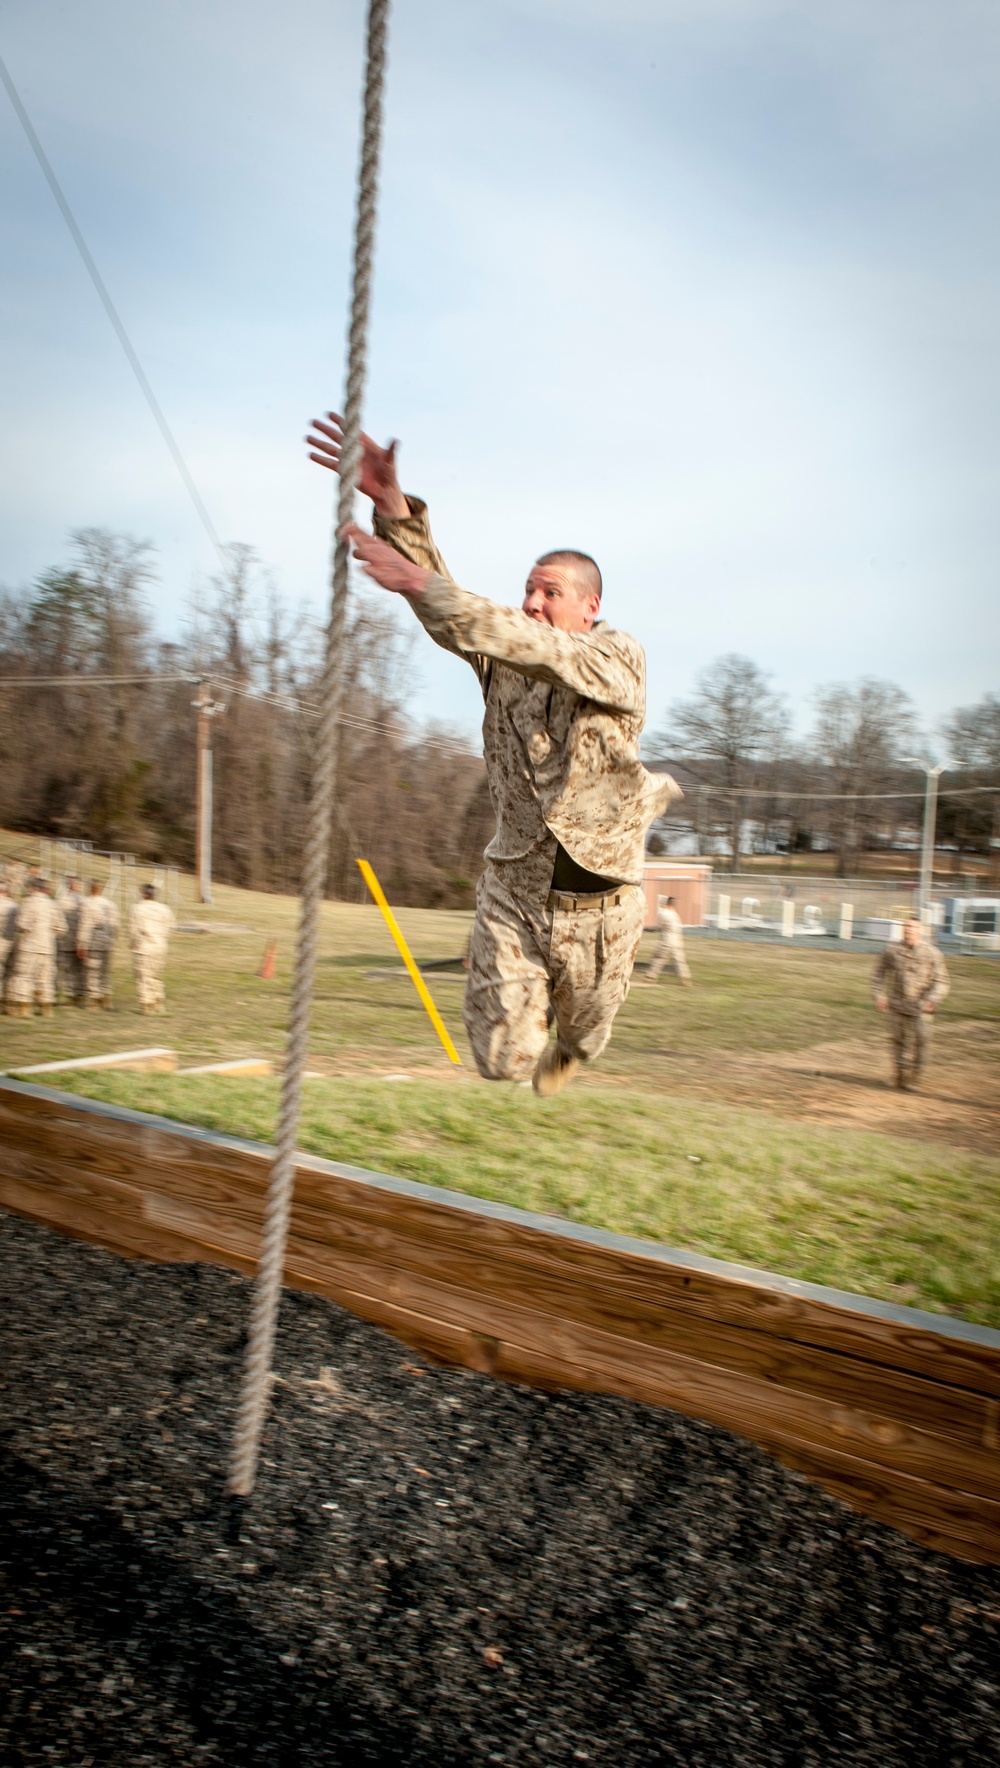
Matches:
[1,0,997,744]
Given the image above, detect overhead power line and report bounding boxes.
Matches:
[657,782,999,803]
[0,669,478,757]
[0,672,196,687]
[0,48,226,563]
[0,670,995,784]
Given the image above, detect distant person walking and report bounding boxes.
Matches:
[57,875,85,1003]
[6,877,66,1017]
[0,878,19,1010]
[77,882,120,1011]
[129,883,176,1014]
[644,896,692,987]
[872,916,949,1091]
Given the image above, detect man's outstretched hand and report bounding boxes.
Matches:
[339,523,430,598]
[306,413,409,518]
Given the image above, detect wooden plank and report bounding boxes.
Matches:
[39,1090,1000,1397]
[0,1172,221,1270]
[11,1047,177,1075]
[3,1126,992,1456]
[282,1199,995,1451]
[4,1083,997,1403]
[5,1146,993,1475]
[270,1237,1000,1505]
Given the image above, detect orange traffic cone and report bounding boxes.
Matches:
[258,939,277,980]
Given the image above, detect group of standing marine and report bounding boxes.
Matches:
[0,868,176,1018]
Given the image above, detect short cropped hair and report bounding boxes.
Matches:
[535,549,603,602]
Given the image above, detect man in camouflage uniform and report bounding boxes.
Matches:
[129,883,176,1013]
[307,415,680,1094]
[872,916,949,1090]
[56,875,85,1003]
[7,877,66,1017]
[77,881,120,1010]
[0,877,19,1011]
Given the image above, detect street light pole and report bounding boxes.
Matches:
[192,679,227,905]
[905,759,945,924]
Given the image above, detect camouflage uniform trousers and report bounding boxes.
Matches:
[890,1008,931,1082]
[58,946,86,1001]
[134,948,167,1010]
[7,946,57,1007]
[0,940,13,1004]
[84,948,115,1004]
[464,863,646,1082]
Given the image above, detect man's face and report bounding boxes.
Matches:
[522,564,600,633]
[903,919,922,947]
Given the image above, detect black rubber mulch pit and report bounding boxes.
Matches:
[1,1207,998,1766]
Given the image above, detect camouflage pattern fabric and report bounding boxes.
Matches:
[56,890,85,1000]
[464,864,645,1082]
[129,900,176,1009]
[133,950,167,1010]
[646,903,691,984]
[890,1009,931,1082]
[7,893,66,1006]
[872,940,949,1013]
[0,891,18,992]
[77,897,120,1003]
[128,899,176,953]
[373,498,681,887]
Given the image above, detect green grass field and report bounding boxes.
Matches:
[2,847,999,1327]
[50,1065,1000,1328]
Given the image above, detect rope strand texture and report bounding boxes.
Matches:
[229,0,391,1500]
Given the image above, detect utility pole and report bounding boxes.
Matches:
[193,679,226,904]
[905,758,945,925]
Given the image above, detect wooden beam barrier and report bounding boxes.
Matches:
[1,1077,998,1565]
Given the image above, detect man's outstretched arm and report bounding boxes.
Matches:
[342,526,644,716]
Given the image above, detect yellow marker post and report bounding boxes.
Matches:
[356,858,462,1064]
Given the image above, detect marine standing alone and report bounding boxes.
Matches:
[872,916,949,1091]
[129,883,176,1014]
[644,895,693,988]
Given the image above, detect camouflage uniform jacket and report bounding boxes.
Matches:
[129,899,176,952]
[15,893,67,951]
[57,892,83,950]
[373,498,681,886]
[872,941,949,1014]
[0,893,18,948]
[78,895,120,952]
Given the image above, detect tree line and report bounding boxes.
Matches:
[1,531,996,894]
[0,529,492,906]
[648,653,999,874]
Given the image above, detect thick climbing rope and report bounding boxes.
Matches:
[228,0,392,1502]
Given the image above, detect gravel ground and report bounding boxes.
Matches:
[2,1208,999,1767]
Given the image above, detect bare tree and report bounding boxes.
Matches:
[941,692,1000,872]
[0,529,156,846]
[0,526,495,905]
[942,692,1000,769]
[650,654,789,867]
[811,678,920,876]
